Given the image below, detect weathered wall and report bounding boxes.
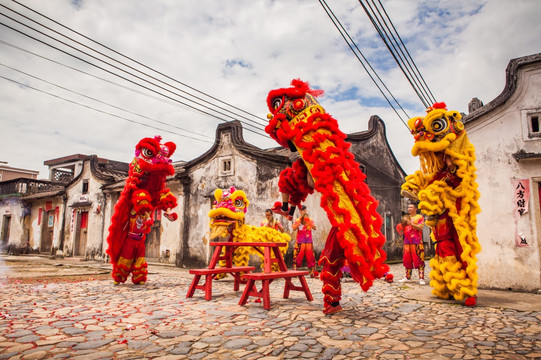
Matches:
[158,180,182,263]
[465,61,541,292]
[348,117,406,261]
[64,162,106,258]
[0,198,25,250]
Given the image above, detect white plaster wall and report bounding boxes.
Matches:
[100,191,118,260]
[159,180,182,263]
[64,162,107,257]
[27,199,64,251]
[466,65,541,292]
[0,199,24,247]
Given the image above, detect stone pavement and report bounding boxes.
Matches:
[0,255,540,360]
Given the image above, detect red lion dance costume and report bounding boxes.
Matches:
[265,79,389,314]
[106,136,178,284]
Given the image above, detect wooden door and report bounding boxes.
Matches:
[40,211,54,253]
[1,215,10,251]
[145,210,161,259]
[74,211,88,256]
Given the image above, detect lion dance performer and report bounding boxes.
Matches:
[208,187,290,273]
[265,79,389,314]
[106,136,178,285]
[401,102,481,306]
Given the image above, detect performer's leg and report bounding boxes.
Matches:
[292,243,299,270]
[418,243,425,281]
[112,238,135,284]
[305,243,316,268]
[112,258,131,284]
[319,227,344,314]
[131,240,148,284]
[296,243,306,269]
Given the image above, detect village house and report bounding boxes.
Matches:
[174,119,406,268]
[0,161,39,182]
[463,52,541,293]
[0,118,406,267]
[0,155,128,257]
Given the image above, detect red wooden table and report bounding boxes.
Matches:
[186,241,255,301]
[186,241,313,310]
[225,241,313,310]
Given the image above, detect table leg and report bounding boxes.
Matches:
[208,245,223,269]
[272,247,288,271]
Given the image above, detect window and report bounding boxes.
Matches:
[219,157,234,176]
[530,115,540,136]
[223,159,231,172]
[82,179,89,194]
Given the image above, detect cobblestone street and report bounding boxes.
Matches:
[1,255,540,359]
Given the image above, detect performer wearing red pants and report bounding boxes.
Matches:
[107,136,178,285]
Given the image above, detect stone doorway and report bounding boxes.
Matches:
[74,211,88,256]
[40,211,54,253]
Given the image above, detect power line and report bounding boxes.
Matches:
[0,18,268,138]
[0,61,214,142]
[0,74,214,143]
[0,9,268,136]
[318,0,410,128]
[359,0,437,107]
[0,40,227,120]
[11,0,269,129]
[0,2,270,138]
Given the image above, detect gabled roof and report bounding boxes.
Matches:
[65,155,128,187]
[463,53,541,124]
[181,121,291,172]
[347,115,407,178]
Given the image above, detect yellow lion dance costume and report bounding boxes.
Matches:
[402,102,481,306]
[208,187,290,273]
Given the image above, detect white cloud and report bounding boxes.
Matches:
[0,0,539,179]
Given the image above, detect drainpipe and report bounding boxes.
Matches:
[58,194,67,253]
[97,193,107,260]
[178,175,192,268]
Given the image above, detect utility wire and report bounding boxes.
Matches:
[0,74,214,142]
[359,0,437,107]
[373,0,436,104]
[0,4,269,137]
[11,0,269,128]
[0,61,214,142]
[0,18,268,138]
[319,0,410,129]
[0,39,226,120]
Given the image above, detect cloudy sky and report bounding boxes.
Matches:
[1,0,540,179]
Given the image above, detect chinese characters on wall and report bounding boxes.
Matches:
[512,179,530,247]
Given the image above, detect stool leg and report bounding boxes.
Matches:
[239,279,255,306]
[283,279,292,299]
[204,274,213,301]
[186,275,201,298]
[299,276,313,301]
[262,280,271,310]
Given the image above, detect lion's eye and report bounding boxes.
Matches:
[272,97,283,110]
[234,199,245,208]
[431,118,448,134]
[141,147,154,158]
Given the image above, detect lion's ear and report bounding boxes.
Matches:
[447,110,462,122]
[164,142,176,156]
[214,188,223,202]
